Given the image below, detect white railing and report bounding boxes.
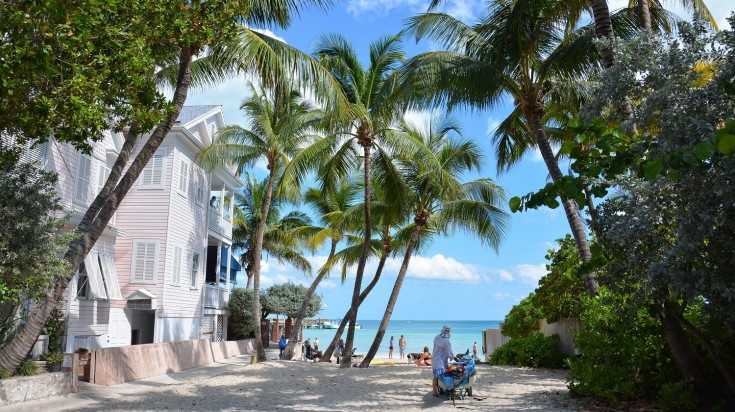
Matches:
[204,284,228,308]
[208,207,232,238]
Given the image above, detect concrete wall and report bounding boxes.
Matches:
[0,372,70,406]
[90,338,255,386]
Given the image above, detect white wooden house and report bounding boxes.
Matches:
[24,105,242,351]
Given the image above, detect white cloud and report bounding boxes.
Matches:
[514,263,547,286]
[345,0,425,18]
[492,292,510,300]
[385,253,484,283]
[490,268,513,282]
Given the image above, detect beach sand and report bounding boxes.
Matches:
[41,349,580,411]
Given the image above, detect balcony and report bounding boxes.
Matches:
[204,284,228,308]
[208,207,232,239]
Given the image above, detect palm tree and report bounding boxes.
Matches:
[281,180,361,360]
[199,83,324,362]
[359,114,509,367]
[0,0,336,372]
[231,173,312,289]
[404,0,602,296]
[288,33,413,368]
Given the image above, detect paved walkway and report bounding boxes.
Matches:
[5,348,281,411]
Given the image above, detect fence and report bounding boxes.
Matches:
[482,318,581,357]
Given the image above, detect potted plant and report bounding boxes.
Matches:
[41,352,65,372]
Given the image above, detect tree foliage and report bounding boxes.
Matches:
[262,282,321,319]
[228,288,256,339]
[0,160,75,345]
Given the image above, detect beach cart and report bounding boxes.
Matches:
[437,355,477,403]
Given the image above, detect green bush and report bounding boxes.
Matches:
[501,295,541,339]
[658,381,699,412]
[0,369,11,379]
[41,352,65,365]
[566,289,678,403]
[489,333,567,369]
[15,360,39,376]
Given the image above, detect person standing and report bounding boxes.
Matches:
[314,337,320,351]
[389,336,395,359]
[278,335,287,359]
[473,341,479,360]
[399,335,407,359]
[432,325,454,397]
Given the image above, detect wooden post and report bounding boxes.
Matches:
[71,352,79,393]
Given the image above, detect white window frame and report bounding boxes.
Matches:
[172,246,182,286]
[139,150,166,189]
[98,253,122,300]
[76,263,90,300]
[195,169,205,206]
[177,157,189,197]
[190,252,200,289]
[74,154,92,203]
[131,239,159,284]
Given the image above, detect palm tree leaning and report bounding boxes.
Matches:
[359,114,509,367]
[403,0,601,296]
[231,173,312,289]
[199,84,324,362]
[289,33,412,367]
[281,180,360,360]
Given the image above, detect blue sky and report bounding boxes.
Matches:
[187,1,734,321]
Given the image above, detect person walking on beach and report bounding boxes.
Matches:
[389,336,395,359]
[314,337,319,351]
[399,335,407,359]
[432,325,454,397]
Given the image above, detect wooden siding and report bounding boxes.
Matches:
[160,142,209,319]
[111,140,174,311]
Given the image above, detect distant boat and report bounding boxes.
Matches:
[306,320,337,329]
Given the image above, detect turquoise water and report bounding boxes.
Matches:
[303,319,501,359]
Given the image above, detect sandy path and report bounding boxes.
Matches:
[61,354,578,411]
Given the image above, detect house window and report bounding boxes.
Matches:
[132,240,158,283]
[74,155,92,203]
[139,150,165,189]
[190,252,200,289]
[76,263,89,299]
[172,246,182,286]
[96,164,111,196]
[178,159,189,196]
[195,170,205,206]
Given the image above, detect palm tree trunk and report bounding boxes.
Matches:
[527,108,599,297]
[360,224,422,367]
[340,141,373,368]
[637,0,652,33]
[283,239,337,360]
[251,166,277,362]
[320,250,388,362]
[0,47,195,372]
[589,0,638,135]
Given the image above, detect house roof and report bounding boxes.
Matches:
[175,105,221,125]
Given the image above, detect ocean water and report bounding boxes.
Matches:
[303,319,501,359]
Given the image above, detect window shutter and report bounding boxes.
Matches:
[83,252,107,300]
[195,170,205,205]
[133,242,147,282]
[99,254,122,299]
[75,155,92,203]
[140,151,164,188]
[96,164,111,196]
[144,242,156,282]
[178,160,189,194]
[172,246,182,286]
